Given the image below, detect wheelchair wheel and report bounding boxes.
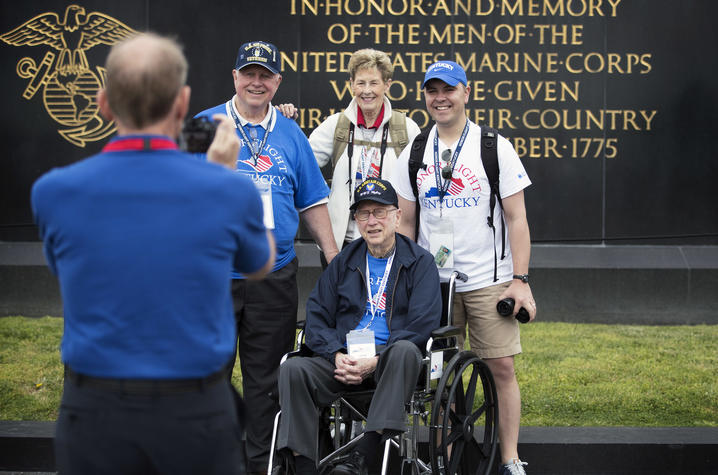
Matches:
[429,351,498,475]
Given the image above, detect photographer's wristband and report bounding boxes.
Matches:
[513,273,530,283]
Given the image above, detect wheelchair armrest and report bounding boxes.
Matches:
[431,325,461,339]
[280,343,314,364]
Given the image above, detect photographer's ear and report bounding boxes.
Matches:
[96,88,114,122]
[171,86,191,139]
[174,85,191,122]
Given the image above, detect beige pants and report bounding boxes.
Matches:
[452,281,522,359]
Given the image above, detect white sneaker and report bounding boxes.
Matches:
[498,458,528,475]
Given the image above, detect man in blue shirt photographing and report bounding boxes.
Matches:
[31,32,274,475]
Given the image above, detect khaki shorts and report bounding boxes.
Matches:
[452,281,522,359]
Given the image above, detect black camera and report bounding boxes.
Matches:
[179,117,217,153]
[496,298,530,324]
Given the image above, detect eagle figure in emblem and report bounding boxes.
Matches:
[1,4,136,89]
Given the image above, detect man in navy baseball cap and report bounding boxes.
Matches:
[350,178,399,211]
[421,60,467,88]
[194,36,339,475]
[235,40,281,74]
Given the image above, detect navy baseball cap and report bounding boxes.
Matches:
[350,179,399,210]
[235,41,281,74]
[422,61,467,88]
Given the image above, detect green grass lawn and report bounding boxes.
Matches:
[1,316,716,426]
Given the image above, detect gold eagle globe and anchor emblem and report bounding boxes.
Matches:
[1,5,137,147]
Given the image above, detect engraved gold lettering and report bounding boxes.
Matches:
[522,109,657,131]
[493,80,579,101]
[471,80,487,100]
[329,80,353,100]
[386,79,407,100]
[292,0,621,16]
[534,24,583,45]
[408,108,430,128]
[327,23,362,44]
[565,52,652,74]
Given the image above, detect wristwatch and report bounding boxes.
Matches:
[513,274,530,283]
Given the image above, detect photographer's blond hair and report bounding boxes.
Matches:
[104,33,188,129]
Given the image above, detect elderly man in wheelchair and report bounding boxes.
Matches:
[272,179,498,475]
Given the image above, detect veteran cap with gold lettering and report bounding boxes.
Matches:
[350,179,399,210]
[235,41,280,74]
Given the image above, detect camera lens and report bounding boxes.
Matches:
[496,298,515,316]
[180,117,217,154]
[497,297,530,324]
[515,308,530,324]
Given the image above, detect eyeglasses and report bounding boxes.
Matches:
[441,149,453,179]
[354,207,397,221]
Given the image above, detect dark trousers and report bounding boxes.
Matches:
[55,377,244,475]
[277,340,423,461]
[230,258,299,472]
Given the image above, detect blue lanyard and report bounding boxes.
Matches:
[433,120,470,204]
[363,251,394,329]
[227,101,274,166]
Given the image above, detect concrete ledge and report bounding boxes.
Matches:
[3,242,718,324]
[1,422,716,474]
[0,422,55,472]
[517,426,718,475]
[7,242,717,270]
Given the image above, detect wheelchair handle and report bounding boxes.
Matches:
[453,271,468,283]
[445,271,467,328]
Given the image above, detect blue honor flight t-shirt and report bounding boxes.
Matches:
[354,254,391,345]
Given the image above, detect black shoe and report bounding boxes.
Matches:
[331,450,368,475]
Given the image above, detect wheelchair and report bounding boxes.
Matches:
[268,271,499,475]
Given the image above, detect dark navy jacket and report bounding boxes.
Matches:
[305,234,442,362]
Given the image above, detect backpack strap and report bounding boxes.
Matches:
[331,113,353,168]
[387,110,409,158]
[480,126,506,283]
[331,114,355,191]
[333,111,408,193]
[408,129,430,240]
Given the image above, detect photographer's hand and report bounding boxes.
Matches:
[207,114,240,170]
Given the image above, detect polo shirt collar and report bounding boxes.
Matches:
[356,104,385,129]
[228,95,276,131]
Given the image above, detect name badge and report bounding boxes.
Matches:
[346,329,375,359]
[429,218,454,269]
[254,181,274,229]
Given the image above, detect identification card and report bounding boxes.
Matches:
[346,329,376,359]
[255,181,275,229]
[428,218,454,269]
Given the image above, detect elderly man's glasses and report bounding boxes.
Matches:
[441,149,453,179]
[354,208,397,221]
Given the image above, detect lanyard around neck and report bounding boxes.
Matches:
[103,136,177,152]
[228,101,274,166]
[363,250,394,329]
[433,120,470,203]
[347,123,389,190]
